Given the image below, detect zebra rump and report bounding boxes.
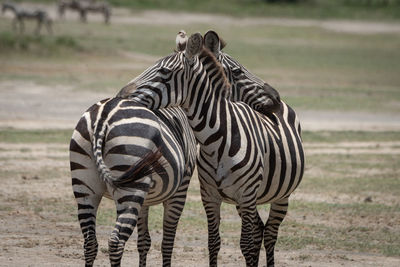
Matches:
[70,96,196,267]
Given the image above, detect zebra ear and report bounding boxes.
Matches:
[185,33,203,60]
[204,30,222,56]
[117,82,137,98]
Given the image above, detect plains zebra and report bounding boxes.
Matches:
[203,30,304,266]
[118,32,304,266]
[70,98,197,266]
[1,2,52,34]
[58,0,111,24]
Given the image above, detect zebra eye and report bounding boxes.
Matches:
[232,68,243,76]
[159,67,171,75]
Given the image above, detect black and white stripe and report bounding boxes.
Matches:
[204,31,304,266]
[70,97,196,266]
[120,32,305,267]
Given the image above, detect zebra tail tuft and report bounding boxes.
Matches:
[111,147,165,191]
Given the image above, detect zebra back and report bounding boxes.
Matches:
[71,97,196,203]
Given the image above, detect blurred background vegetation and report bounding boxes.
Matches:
[10,0,400,19]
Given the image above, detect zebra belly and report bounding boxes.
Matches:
[198,138,303,205]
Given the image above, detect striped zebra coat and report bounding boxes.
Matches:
[70,98,196,267]
[203,30,304,266]
[121,32,304,267]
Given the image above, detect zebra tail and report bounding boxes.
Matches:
[111,147,164,190]
[92,123,163,192]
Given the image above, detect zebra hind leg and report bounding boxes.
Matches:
[200,188,222,266]
[264,198,289,267]
[72,181,103,266]
[137,206,151,267]
[109,189,148,267]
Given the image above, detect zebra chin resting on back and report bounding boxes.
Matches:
[118,32,305,267]
[200,31,304,267]
[70,97,196,266]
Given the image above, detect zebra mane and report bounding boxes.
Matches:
[200,47,231,93]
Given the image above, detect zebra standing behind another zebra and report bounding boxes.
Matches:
[202,30,304,266]
[118,32,305,267]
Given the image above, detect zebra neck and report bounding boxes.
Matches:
[185,95,231,157]
[127,87,177,110]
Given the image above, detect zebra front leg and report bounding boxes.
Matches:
[19,19,24,34]
[104,9,110,24]
[161,183,189,266]
[253,210,265,266]
[137,206,151,267]
[235,206,264,266]
[237,200,258,267]
[264,198,289,267]
[201,191,222,266]
[45,20,52,35]
[109,189,148,267]
[35,20,42,35]
[11,18,19,33]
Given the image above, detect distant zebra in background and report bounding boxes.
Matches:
[58,0,111,23]
[119,32,305,267]
[1,2,52,34]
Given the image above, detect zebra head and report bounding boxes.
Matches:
[117,33,209,110]
[203,30,281,114]
[2,2,15,14]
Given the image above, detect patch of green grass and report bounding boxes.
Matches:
[110,0,400,20]
[0,205,13,212]
[303,153,400,197]
[17,0,400,20]
[290,200,400,215]
[0,31,82,55]
[148,204,164,230]
[179,200,207,231]
[97,198,116,226]
[0,128,72,144]
[279,216,400,256]
[1,15,400,113]
[302,131,400,143]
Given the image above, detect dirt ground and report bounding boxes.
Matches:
[0,141,399,266]
[1,4,400,267]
